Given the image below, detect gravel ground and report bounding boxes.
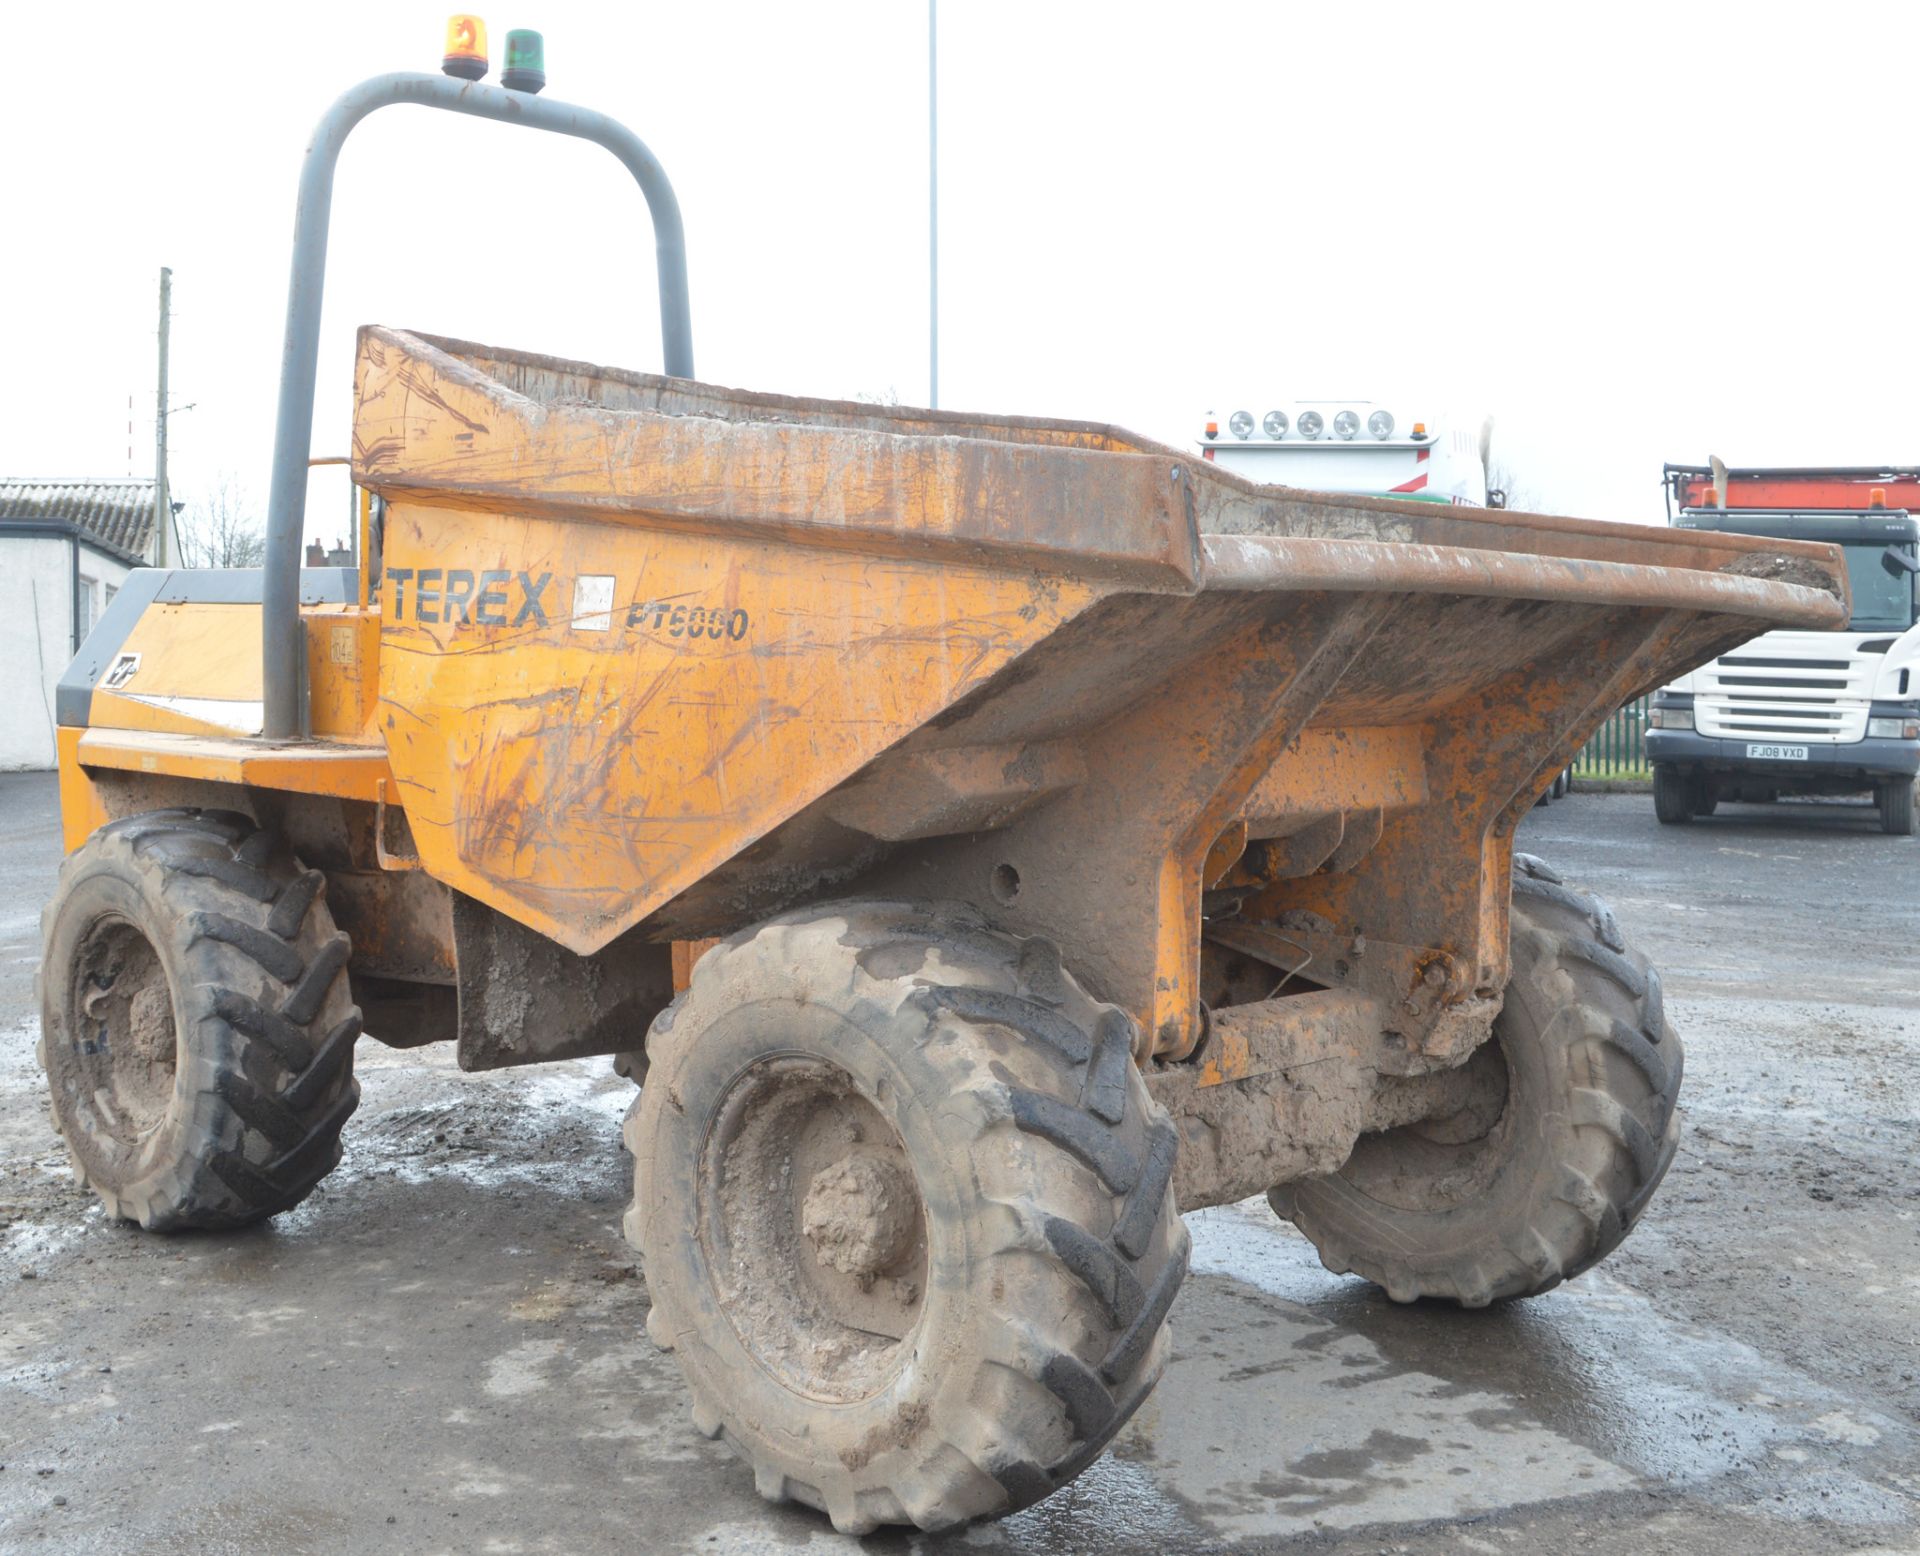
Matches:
[2,770,1917,1554]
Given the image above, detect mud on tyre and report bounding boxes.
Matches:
[1271,854,1682,1306]
[38,810,361,1231]
[625,900,1188,1534]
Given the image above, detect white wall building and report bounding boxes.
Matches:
[1,479,158,770]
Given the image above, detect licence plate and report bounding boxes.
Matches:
[1746,743,1809,761]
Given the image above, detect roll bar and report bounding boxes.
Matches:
[261,72,694,738]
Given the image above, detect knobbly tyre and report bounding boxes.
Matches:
[36,26,1850,1537]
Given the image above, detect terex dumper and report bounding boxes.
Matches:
[1650,462,1920,833]
[35,43,1849,1535]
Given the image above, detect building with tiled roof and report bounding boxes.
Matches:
[2,478,165,769]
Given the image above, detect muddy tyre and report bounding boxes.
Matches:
[625,901,1187,1534]
[38,810,361,1231]
[1652,765,1692,824]
[1270,854,1682,1306]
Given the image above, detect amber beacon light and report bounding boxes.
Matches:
[443,14,490,79]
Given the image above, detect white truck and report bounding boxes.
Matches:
[1647,462,1920,835]
[1199,402,1490,505]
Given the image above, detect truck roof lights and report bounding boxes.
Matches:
[1333,410,1360,441]
[1367,409,1394,441]
[502,29,546,93]
[443,14,490,79]
[1204,416,1218,441]
[1297,410,1324,440]
[1228,410,1254,440]
[1263,410,1288,439]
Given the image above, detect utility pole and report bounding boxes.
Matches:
[154,266,172,567]
[929,0,938,410]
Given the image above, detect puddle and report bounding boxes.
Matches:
[1166,1199,1915,1532]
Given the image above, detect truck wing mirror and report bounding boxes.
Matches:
[1882,544,1920,578]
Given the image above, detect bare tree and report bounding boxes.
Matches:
[176,474,265,569]
[1485,459,1534,512]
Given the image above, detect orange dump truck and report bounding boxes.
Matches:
[36,47,1848,1537]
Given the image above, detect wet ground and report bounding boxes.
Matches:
[3,769,1917,1554]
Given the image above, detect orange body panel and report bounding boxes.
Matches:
[374,501,1102,951]
[55,727,111,852]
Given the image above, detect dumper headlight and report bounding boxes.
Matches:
[1648,708,1694,731]
[1228,410,1255,440]
[1296,410,1324,440]
[1367,409,1394,440]
[1333,410,1360,440]
[1262,410,1288,439]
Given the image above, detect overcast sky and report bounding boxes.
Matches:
[5,2,1916,539]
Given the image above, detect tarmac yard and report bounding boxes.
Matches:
[2,770,1917,1555]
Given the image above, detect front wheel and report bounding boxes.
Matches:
[1879,778,1917,836]
[1270,855,1683,1306]
[37,810,361,1230]
[626,901,1186,1534]
[1652,765,1693,824]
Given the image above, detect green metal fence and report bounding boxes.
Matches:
[1573,694,1651,780]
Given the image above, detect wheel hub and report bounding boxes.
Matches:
[801,1153,918,1285]
[699,1056,928,1403]
[69,917,177,1144]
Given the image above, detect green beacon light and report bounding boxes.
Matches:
[502,29,546,94]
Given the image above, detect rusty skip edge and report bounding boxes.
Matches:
[353,327,1848,613]
[1199,534,1849,628]
[354,329,1206,594]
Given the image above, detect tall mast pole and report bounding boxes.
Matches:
[928,0,938,410]
[154,266,172,567]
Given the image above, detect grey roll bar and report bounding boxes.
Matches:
[260,71,694,738]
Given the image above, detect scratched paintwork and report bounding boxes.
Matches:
[374,499,1102,951]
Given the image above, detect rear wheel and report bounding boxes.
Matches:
[627,901,1186,1533]
[1271,855,1682,1306]
[1879,778,1917,836]
[38,810,361,1230]
[1653,765,1692,824]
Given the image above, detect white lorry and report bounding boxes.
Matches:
[1647,462,1920,835]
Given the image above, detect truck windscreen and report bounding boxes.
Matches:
[1842,544,1919,631]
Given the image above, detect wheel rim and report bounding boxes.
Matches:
[66,916,178,1148]
[697,1054,929,1404]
